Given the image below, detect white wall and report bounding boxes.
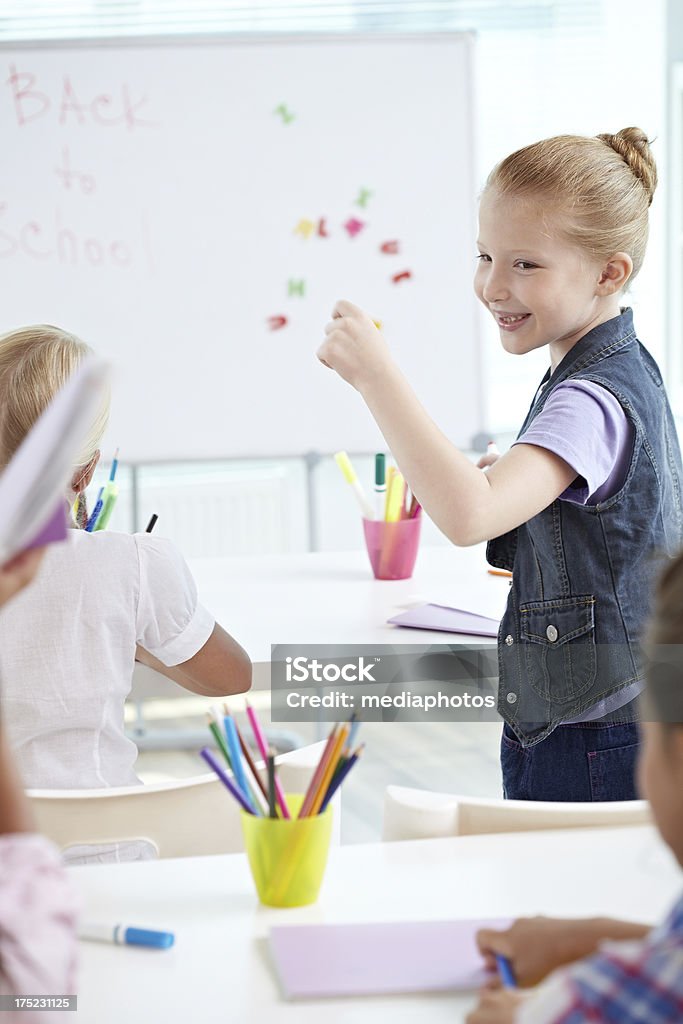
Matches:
[475,0,667,435]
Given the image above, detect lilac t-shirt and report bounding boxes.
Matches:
[514,379,641,723]
[515,379,634,504]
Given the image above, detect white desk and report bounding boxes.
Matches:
[188,544,505,688]
[129,544,506,745]
[72,825,680,1024]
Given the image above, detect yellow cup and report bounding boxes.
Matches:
[240,794,333,908]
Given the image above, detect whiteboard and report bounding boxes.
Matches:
[0,34,481,460]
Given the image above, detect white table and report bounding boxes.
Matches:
[129,544,506,745]
[188,544,505,688]
[72,825,680,1023]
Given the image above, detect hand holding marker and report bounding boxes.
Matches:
[480,440,500,472]
[495,954,517,988]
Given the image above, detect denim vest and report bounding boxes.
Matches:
[487,309,683,746]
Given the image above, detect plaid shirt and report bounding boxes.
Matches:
[518,893,683,1023]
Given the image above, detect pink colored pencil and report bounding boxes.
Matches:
[245,701,290,819]
[407,493,421,518]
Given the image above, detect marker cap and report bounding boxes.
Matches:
[123,927,175,949]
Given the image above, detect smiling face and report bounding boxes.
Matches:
[474,189,626,369]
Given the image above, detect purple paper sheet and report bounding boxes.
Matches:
[388,604,499,637]
[269,918,510,999]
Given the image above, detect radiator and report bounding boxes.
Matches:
[136,464,305,556]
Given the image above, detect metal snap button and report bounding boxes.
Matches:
[506,692,517,704]
[546,624,558,642]
[504,634,514,646]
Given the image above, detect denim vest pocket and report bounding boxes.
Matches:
[520,596,596,704]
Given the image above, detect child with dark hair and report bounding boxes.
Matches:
[468,548,683,1023]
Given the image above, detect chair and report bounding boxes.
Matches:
[28,741,336,859]
[126,662,302,753]
[382,784,651,842]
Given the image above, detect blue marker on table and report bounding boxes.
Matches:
[495,954,517,988]
[78,922,174,949]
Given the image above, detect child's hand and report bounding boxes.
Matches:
[0,548,45,609]
[477,452,500,470]
[317,299,394,393]
[466,989,525,1023]
[477,917,597,988]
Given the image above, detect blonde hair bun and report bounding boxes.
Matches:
[485,127,658,281]
[597,127,658,206]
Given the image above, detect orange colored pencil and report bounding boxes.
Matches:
[298,726,339,818]
[488,569,512,578]
[308,724,350,817]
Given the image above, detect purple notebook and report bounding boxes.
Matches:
[269,918,509,999]
[388,604,500,638]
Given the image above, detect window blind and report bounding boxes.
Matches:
[0,1,602,42]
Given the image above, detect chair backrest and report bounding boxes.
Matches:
[28,741,335,859]
[382,784,651,842]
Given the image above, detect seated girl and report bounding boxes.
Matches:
[0,326,252,859]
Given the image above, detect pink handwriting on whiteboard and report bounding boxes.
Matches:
[6,66,158,130]
[55,147,97,194]
[0,203,150,270]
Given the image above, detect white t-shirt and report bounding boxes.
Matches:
[0,529,215,791]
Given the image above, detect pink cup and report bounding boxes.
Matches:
[362,515,422,580]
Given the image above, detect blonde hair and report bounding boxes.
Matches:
[0,325,110,477]
[485,126,657,281]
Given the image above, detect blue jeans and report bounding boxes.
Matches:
[501,721,639,801]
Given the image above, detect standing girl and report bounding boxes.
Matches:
[317,127,683,801]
